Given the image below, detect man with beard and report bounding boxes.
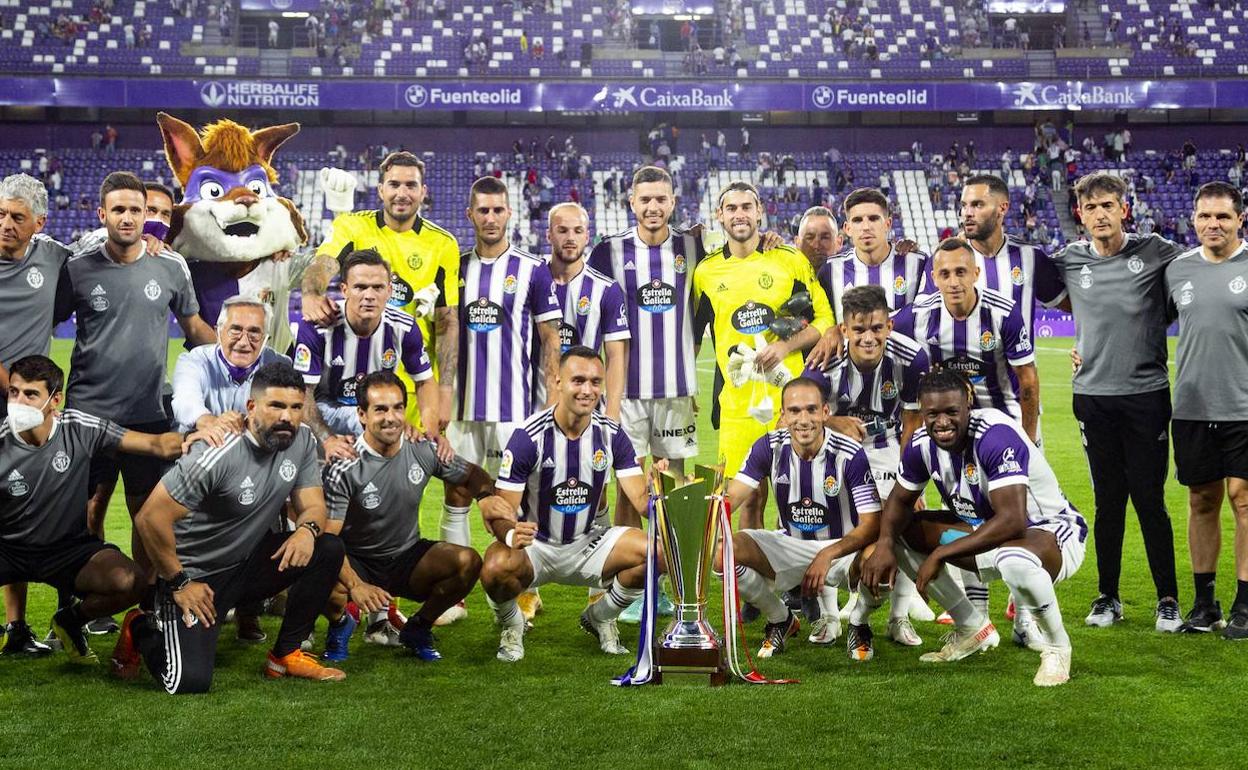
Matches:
[115,362,348,693]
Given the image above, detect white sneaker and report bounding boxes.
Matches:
[919,622,1000,663]
[300,631,315,652]
[1155,598,1183,633]
[579,611,629,655]
[807,616,841,644]
[364,620,403,647]
[888,617,923,646]
[1084,594,1123,627]
[1011,607,1046,652]
[497,626,525,662]
[935,611,954,625]
[908,599,936,623]
[1033,644,1071,687]
[434,601,468,627]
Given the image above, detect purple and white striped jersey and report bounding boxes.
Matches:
[495,407,641,544]
[891,288,1034,421]
[817,246,932,322]
[587,226,705,400]
[802,333,929,450]
[553,264,630,353]
[457,246,562,423]
[735,428,880,541]
[898,408,1086,541]
[291,299,432,407]
[969,236,1066,338]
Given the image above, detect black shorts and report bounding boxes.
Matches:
[347,539,438,597]
[0,536,117,593]
[1172,419,1248,486]
[88,418,173,499]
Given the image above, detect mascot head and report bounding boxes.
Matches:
[156,112,308,262]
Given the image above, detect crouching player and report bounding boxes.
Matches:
[479,347,657,662]
[861,369,1087,686]
[719,376,889,661]
[320,371,493,662]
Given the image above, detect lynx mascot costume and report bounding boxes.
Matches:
[156,112,310,351]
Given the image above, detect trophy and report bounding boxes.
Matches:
[653,465,727,686]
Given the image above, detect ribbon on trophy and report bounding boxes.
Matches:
[611,488,663,686]
[718,494,799,685]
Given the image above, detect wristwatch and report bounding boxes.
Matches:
[300,521,322,538]
[168,570,191,592]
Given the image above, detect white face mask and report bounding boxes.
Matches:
[6,394,52,434]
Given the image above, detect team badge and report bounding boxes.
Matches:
[6,470,28,497]
[1126,256,1144,274]
[143,279,162,301]
[1078,265,1093,289]
[591,449,608,472]
[279,459,298,482]
[979,331,997,351]
[964,463,980,485]
[1010,266,1025,286]
[407,254,424,270]
[880,380,897,400]
[576,295,592,316]
[89,284,109,312]
[361,482,381,510]
[238,476,256,506]
[823,475,840,496]
[293,343,312,371]
[52,451,71,473]
[381,348,398,369]
[499,449,514,479]
[1179,281,1194,306]
[758,272,774,290]
[503,275,518,294]
[25,267,43,289]
[408,463,426,486]
[893,275,908,295]
[673,254,687,274]
[1230,276,1247,295]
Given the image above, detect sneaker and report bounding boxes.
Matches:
[236,613,267,643]
[1005,597,1017,621]
[51,606,98,665]
[42,627,63,652]
[781,589,802,612]
[807,616,841,644]
[908,599,936,623]
[657,591,675,617]
[1011,608,1045,652]
[398,619,442,661]
[109,609,144,680]
[363,619,403,646]
[1,620,52,656]
[846,623,874,661]
[618,597,643,624]
[579,610,629,655]
[757,612,799,658]
[322,612,358,662]
[919,622,1000,663]
[85,616,120,635]
[388,601,407,629]
[300,632,315,652]
[265,649,346,681]
[1084,594,1123,627]
[1183,600,1225,633]
[517,589,543,621]
[1155,597,1183,633]
[497,626,525,662]
[1223,605,1248,641]
[1033,644,1071,686]
[434,601,467,627]
[935,611,954,625]
[799,595,821,622]
[888,617,922,647]
[741,603,761,624]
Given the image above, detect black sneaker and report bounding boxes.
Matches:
[781,589,802,612]
[846,622,874,661]
[1182,600,1224,633]
[799,595,821,622]
[1222,605,1248,641]
[740,602,761,624]
[51,606,98,665]
[757,612,799,658]
[85,616,120,635]
[1,621,53,656]
[399,618,443,661]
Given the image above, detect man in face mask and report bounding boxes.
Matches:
[0,355,194,664]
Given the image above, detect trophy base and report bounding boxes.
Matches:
[654,647,727,687]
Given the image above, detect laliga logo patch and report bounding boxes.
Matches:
[293,344,312,371]
[979,331,997,351]
[893,275,908,295]
[498,449,513,479]
[576,295,592,316]
[503,275,518,294]
[880,380,897,400]
[1127,256,1144,274]
[25,267,44,289]
[964,463,980,485]
[823,475,840,496]
[279,459,298,483]
[1010,266,1025,286]
[408,463,426,486]
[591,449,608,472]
[1230,276,1247,295]
[381,348,398,369]
[52,451,71,474]
[144,279,163,302]
[673,254,687,274]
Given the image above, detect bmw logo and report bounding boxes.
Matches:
[811,85,834,109]
[200,81,227,107]
[404,84,428,108]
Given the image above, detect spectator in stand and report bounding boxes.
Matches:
[1183,139,1198,170]
[103,125,117,154]
[268,18,279,47]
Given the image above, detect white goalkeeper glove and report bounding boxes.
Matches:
[411,284,440,320]
[319,167,358,214]
[726,344,757,388]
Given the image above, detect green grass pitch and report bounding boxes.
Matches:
[0,337,1241,769]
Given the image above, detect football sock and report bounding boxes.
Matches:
[1236,580,1248,610]
[890,571,920,621]
[440,504,471,548]
[816,585,839,619]
[962,569,990,617]
[1194,572,1216,605]
[489,595,523,630]
[734,565,788,624]
[995,547,1069,648]
[589,578,641,623]
[849,581,883,626]
[894,541,983,630]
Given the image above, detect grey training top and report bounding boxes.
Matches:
[0,410,124,547]
[64,244,199,424]
[323,435,470,560]
[163,426,321,579]
[1048,233,1185,396]
[0,234,71,368]
[1166,242,1248,421]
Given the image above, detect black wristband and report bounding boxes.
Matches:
[300,521,322,538]
[168,570,191,591]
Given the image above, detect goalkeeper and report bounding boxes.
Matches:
[692,181,834,519]
[301,151,461,433]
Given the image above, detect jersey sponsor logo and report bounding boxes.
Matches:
[89,284,109,312]
[979,331,997,351]
[558,321,578,352]
[143,279,163,302]
[1010,266,1025,286]
[1016,326,1031,352]
[293,343,312,371]
[25,267,44,289]
[576,295,592,316]
[279,459,298,482]
[1178,280,1194,306]
[731,301,775,334]
[552,477,591,514]
[880,380,897,400]
[1231,276,1247,295]
[964,463,981,485]
[5,469,28,497]
[758,272,774,290]
[466,297,504,332]
[996,446,1023,475]
[673,254,687,274]
[848,407,890,438]
[944,355,985,382]
[1078,265,1093,289]
[591,448,608,471]
[52,451,71,473]
[787,497,829,532]
[499,449,514,478]
[361,481,381,510]
[652,423,695,438]
[390,274,413,307]
[951,496,978,522]
[381,348,398,369]
[338,375,361,405]
[1126,256,1144,274]
[408,462,426,486]
[503,275,518,294]
[239,475,257,505]
[823,475,840,496]
[893,275,908,295]
[637,279,676,313]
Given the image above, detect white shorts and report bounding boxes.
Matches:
[863,442,901,499]
[743,529,856,592]
[524,526,631,590]
[448,420,519,475]
[318,402,363,437]
[974,519,1087,585]
[620,397,698,460]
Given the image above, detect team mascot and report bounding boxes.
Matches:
[156,112,310,351]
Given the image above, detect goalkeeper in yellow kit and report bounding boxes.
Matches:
[692,181,834,521]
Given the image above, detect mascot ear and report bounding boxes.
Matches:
[157,112,205,186]
[251,123,301,168]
